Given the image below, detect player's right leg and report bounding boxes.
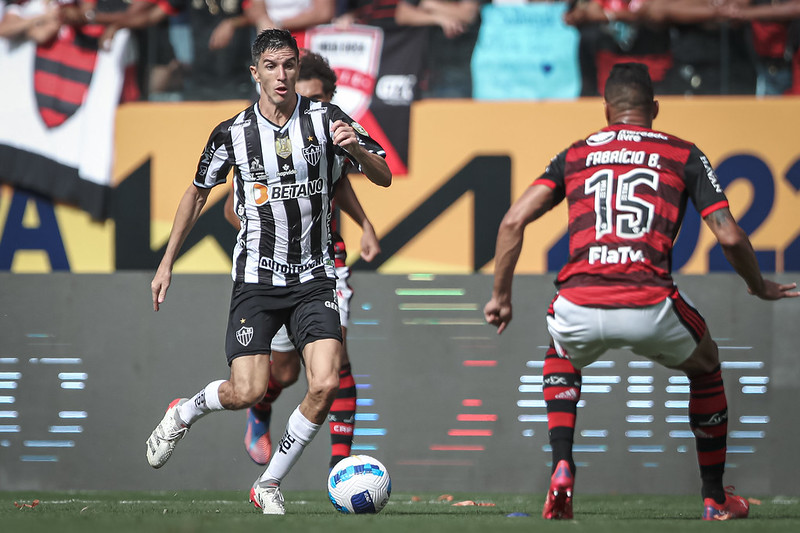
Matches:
[146,354,270,468]
[147,281,283,468]
[544,295,605,519]
[541,342,581,519]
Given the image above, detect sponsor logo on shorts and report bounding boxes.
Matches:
[236,326,253,346]
[325,300,340,312]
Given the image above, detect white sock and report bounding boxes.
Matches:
[177,380,226,425]
[259,406,321,484]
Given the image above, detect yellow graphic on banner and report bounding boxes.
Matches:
[2,98,800,273]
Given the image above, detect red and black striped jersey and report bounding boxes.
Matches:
[535,124,729,308]
[194,96,384,286]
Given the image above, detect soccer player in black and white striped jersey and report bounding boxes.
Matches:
[145,29,391,514]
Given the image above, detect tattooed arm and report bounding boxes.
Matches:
[703,207,798,300]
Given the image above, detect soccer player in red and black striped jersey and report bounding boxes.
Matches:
[146,29,390,515]
[485,63,798,521]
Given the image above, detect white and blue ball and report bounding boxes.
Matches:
[328,455,391,514]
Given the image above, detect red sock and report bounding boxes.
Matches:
[689,365,728,502]
[254,374,283,412]
[543,344,581,476]
[329,363,356,469]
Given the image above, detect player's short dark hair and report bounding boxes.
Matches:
[299,50,337,98]
[251,29,299,65]
[604,62,655,112]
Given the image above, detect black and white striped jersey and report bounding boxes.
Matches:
[193,96,386,286]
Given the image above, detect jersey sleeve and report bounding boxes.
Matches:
[533,149,568,206]
[326,104,386,168]
[193,120,235,188]
[684,145,729,218]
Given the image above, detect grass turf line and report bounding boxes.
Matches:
[1,491,799,533]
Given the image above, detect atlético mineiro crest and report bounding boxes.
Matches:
[306,24,383,121]
[236,326,253,346]
[302,144,321,166]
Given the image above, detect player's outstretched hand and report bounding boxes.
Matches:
[151,269,172,312]
[749,280,799,300]
[484,297,512,335]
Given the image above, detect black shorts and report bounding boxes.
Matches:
[224,279,343,365]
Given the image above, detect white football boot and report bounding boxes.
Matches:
[146,398,189,468]
[250,480,286,515]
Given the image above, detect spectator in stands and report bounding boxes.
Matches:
[0,0,61,44]
[82,0,188,99]
[185,0,254,100]
[238,0,335,49]
[564,0,672,96]
[722,0,800,95]
[396,0,483,98]
[643,0,757,95]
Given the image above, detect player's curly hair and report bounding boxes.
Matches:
[300,50,337,98]
[251,29,299,66]
[604,63,655,112]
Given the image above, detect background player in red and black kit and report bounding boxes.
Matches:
[223,50,381,471]
[485,63,798,521]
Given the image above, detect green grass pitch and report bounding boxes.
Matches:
[2,491,799,533]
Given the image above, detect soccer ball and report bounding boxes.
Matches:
[327,455,391,514]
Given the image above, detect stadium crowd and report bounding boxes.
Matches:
[1,0,800,102]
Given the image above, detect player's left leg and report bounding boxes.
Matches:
[544,295,604,520]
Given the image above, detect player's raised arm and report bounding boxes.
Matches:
[702,207,799,300]
[151,185,211,311]
[330,120,391,187]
